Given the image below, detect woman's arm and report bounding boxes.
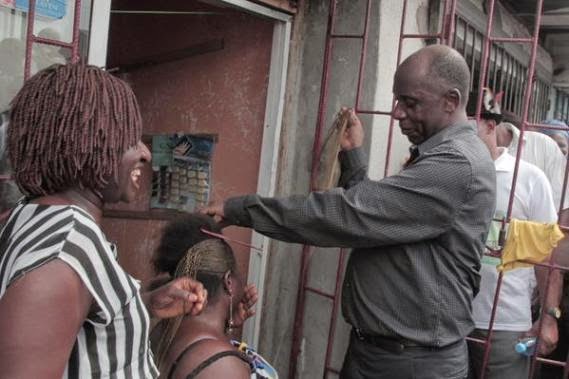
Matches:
[0,260,92,378]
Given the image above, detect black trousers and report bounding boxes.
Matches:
[340,330,469,379]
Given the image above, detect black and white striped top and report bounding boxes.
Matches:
[0,204,159,378]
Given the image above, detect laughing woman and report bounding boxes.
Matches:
[0,63,206,378]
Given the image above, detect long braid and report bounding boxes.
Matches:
[154,239,236,374]
[8,63,142,197]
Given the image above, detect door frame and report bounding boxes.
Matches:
[87,0,292,348]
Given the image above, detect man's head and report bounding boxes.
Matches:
[392,45,470,145]
[8,63,149,202]
[472,88,502,156]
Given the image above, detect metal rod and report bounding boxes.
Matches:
[355,0,372,111]
[510,0,546,373]
[491,36,533,43]
[402,33,441,39]
[304,286,335,300]
[322,249,348,379]
[110,10,220,15]
[290,1,338,376]
[330,34,364,39]
[383,0,409,177]
[476,1,499,376]
[32,36,74,49]
[24,0,38,80]
[355,110,392,116]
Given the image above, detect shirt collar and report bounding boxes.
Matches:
[494,147,514,172]
[415,122,477,155]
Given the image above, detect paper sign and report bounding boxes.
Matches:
[16,0,66,19]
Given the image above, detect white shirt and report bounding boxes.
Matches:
[504,122,568,210]
[472,147,557,331]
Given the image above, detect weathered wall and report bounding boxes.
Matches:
[104,0,273,282]
[258,1,429,378]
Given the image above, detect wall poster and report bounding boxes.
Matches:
[151,133,215,213]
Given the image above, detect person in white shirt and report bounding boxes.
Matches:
[540,119,569,157]
[468,89,562,379]
[496,113,568,215]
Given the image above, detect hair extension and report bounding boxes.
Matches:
[8,63,142,197]
[154,238,237,373]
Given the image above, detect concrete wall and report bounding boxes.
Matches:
[104,0,274,282]
[258,1,429,377]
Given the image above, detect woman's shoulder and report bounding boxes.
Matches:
[171,338,250,379]
[231,340,278,379]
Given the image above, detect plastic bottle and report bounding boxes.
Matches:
[515,337,536,356]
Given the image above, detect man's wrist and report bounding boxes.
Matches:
[544,306,562,321]
[224,196,254,227]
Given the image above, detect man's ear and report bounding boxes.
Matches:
[444,89,461,113]
[488,119,497,132]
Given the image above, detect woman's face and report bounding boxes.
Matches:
[101,141,152,203]
[551,134,569,156]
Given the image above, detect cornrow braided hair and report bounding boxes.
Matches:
[155,238,236,373]
[8,63,142,197]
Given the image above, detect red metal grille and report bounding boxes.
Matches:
[289,1,569,378]
[23,0,83,80]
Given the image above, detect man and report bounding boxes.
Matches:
[496,111,568,213]
[203,45,496,379]
[468,88,561,378]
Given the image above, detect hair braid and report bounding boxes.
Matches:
[8,63,142,197]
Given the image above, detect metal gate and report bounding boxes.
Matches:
[289,0,569,378]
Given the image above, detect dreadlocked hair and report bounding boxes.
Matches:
[154,236,236,373]
[8,63,142,197]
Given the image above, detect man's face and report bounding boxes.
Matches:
[101,141,152,203]
[551,133,569,156]
[392,68,449,145]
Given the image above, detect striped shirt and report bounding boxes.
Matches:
[0,204,159,378]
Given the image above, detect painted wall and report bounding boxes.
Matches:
[104,0,274,283]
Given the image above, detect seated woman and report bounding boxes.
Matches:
[152,214,277,379]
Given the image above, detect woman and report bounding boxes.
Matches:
[152,214,277,378]
[0,63,206,378]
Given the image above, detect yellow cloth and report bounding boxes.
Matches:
[498,219,564,272]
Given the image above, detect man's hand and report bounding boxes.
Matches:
[526,317,558,355]
[144,277,207,319]
[200,201,226,224]
[233,284,259,328]
[339,107,364,151]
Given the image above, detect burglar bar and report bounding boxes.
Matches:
[24,0,83,80]
[290,1,460,378]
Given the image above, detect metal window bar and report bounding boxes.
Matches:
[24,0,83,80]
[454,15,550,123]
[465,0,569,377]
[2,0,84,186]
[293,0,566,378]
[289,1,459,378]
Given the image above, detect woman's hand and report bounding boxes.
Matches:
[233,284,258,328]
[144,277,207,319]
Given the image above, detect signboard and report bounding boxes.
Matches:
[0,0,15,9]
[15,0,66,19]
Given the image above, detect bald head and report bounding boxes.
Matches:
[397,45,471,107]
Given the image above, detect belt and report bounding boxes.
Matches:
[352,328,433,354]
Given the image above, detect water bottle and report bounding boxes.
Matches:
[515,337,536,356]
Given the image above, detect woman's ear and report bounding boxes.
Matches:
[223,270,233,295]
